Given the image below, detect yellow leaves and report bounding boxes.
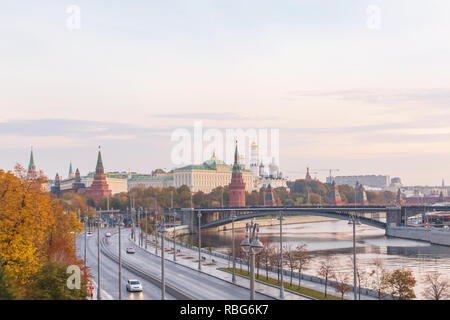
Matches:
[0,169,83,296]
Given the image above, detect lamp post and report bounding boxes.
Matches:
[145,209,148,250]
[173,210,177,261]
[155,210,158,255]
[84,214,88,270]
[240,219,263,300]
[349,211,361,300]
[158,220,167,300]
[231,210,237,283]
[278,210,285,299]
[197,211,202,271]
[118,217,124,300]
[96,212,102,300]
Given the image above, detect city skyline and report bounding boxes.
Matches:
[2,1,450,185]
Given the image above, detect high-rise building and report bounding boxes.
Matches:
[229,143,246,207]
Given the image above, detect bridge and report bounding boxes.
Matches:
[165,205,450,233]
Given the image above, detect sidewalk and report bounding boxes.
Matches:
[131,231,375,300]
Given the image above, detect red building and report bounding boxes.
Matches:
[264,184,279,206]
[327,181,343,205]
[87,147,111,205]
[356,182,369,205]
[229,143,246,207]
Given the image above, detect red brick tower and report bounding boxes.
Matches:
[229,142,246,207]
[327,181,343,205]
[87,147,111,205]
[356,182,369,205]
[264,184,278,206]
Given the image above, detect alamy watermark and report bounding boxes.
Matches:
[66,265,81,290]
[66,5,81,30]
[171,121,280,168]
[366,5,382,31]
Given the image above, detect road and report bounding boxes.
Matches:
[78,226,273,300]
[76,228,176,300]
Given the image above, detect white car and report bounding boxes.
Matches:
[126,279,143,292]
[105,232,112,237]
[126,248,136,254]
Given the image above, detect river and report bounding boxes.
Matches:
[188,218,450,299]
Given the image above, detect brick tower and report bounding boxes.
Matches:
[327,181,343,205]
[356,182,369,205]
[27,147,37,180]
[87,147,111,205]
[229,142,246,207]
[264,184,278,206]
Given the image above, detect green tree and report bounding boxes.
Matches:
[27,262,87,300]
[0,264,14,300]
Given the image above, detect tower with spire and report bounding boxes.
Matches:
[355,182,369,205]
[305,166,312,181]
[229,141,246,207]
[264,184,279,206]
[68,161,74,179]
[51,173,61,198]
[327,181,343,206]
[27,147,37,180]
[87,146,111,205]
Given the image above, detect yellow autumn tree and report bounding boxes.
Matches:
[0,169,82,297]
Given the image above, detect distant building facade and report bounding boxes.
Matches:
[329,175,390,189]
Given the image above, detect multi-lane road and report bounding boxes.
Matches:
[77,227,273,300]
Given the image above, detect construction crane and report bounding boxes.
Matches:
[316,169,340,183]
[285,167,319,180]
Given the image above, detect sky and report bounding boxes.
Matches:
[1,0,450,185]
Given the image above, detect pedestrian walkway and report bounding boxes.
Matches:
[130,231,375,300]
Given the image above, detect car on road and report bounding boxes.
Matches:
[105,232,112,237]
[126,279,143,292]
[87,231,92,236]
[126,248,135,254]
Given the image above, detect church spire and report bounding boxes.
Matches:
[68,161,74,178]
[232,140,242,173]
[28,146,35,171]
[96,146,103,170]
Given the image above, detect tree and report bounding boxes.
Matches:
[269,247,281,284]
[333,271,351,300]
[260,243,272,280]
[27,262,88,300]
[349,256,367,300]
[283,245,297,286]
[368,258,390,300]
[295,244,311,288]
[386,269,416,300]
[317,255,335,297]
[0,263,14,300]
[422,271,450,300]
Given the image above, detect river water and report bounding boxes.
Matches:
[194,219,450,299]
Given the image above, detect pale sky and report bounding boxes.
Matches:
[1,1,450,185]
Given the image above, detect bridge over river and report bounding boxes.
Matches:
[164,205,450,233]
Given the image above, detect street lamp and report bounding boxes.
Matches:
[96,212,102,300]
[240,219,263,300]
[118,217,124,300]
[158,220,167,300]
[278,211,285,299]
[145,209,148,250]
[173,210,177,261]
[154,210,158,255]
[349,211,361,300]
[231,210,237,283]
[83,214,88,270]
[197,211,202,271]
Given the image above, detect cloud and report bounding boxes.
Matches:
[286,88,450,106]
